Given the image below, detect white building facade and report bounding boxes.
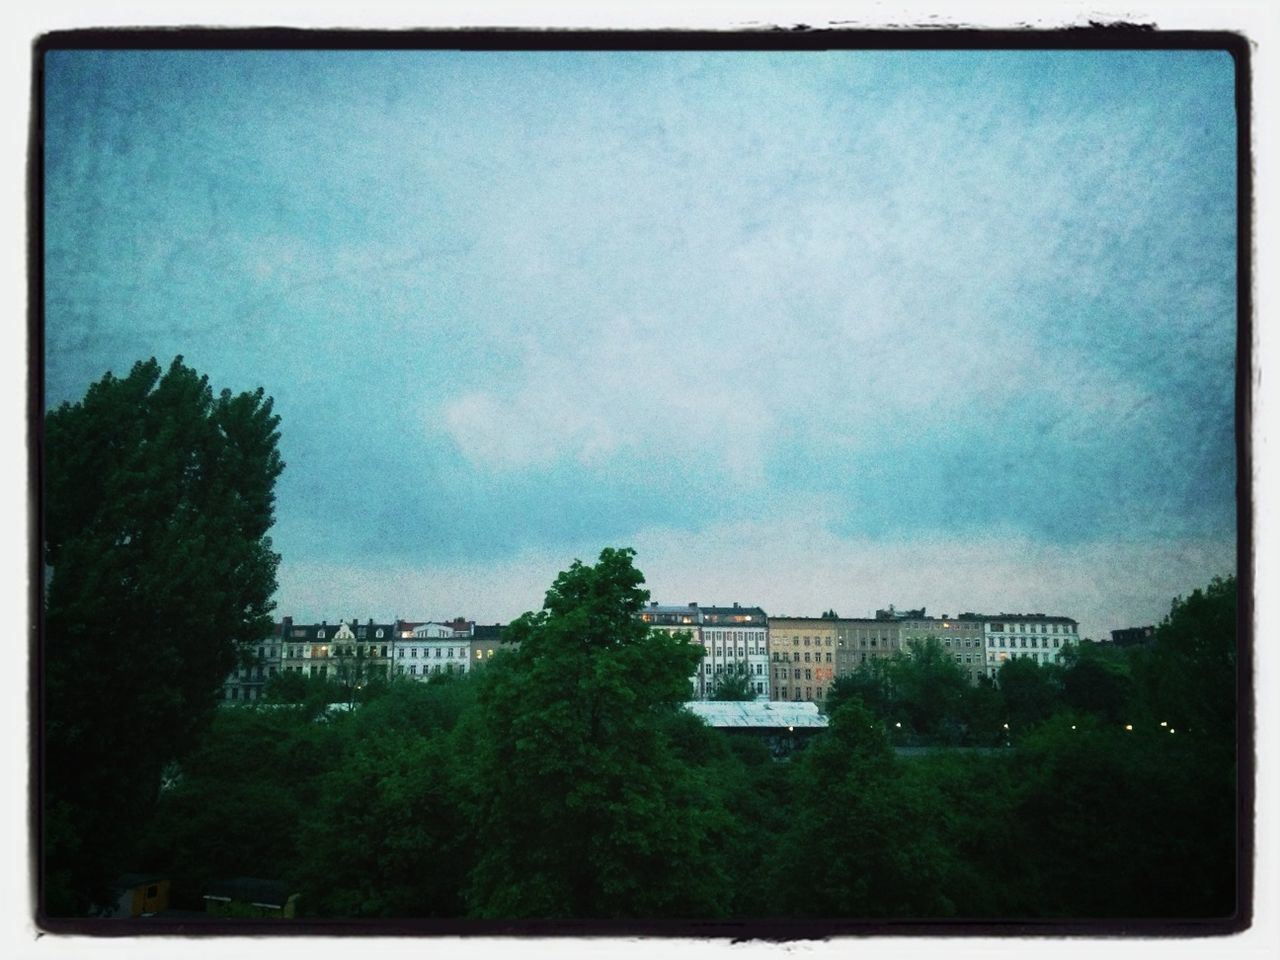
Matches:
[392,618,475,680]
[983,614,1078,678]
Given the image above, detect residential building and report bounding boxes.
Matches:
[982,613,1079,677]
[768,616,836,704]
[469,623,516,667]
[834,617,902,679]
[222,624,285,703]
[1111,625,1157,647]
[897,612,986,684]
[699,604,769,700]
[393,617,475,680]
[274,617,394,689]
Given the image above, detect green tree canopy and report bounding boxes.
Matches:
[708,669,757,701]
[462,547,724,917]
[43,356,284,915]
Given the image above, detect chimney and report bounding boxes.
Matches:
[689,602,698,608]
[733,602,740,609]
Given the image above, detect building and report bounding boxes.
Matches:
[834,617,903,679]
[981,613,1079,677]
[699,604,770,700]
[469,623,515,667]
[1111,625,1157,647]
[393,617,475,679]
[221,627,283,703]
[274,617,394,689]
[768,617,836,704]
[897,613,987,684]
[105,874,169,918]
[683,700,828,758]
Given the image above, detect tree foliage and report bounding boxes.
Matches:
[42,357,284,915]
[462,547,723,917]
[708,669,757,701]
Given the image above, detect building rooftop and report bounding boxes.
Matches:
[683,700,829,729]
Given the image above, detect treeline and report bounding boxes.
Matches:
[133,557,1239,921]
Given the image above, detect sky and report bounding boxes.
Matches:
[41,46,1240,641]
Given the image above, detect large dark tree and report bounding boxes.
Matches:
[462,547,724,917]
[42,356,284,915]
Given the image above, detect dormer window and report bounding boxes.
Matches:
[317,630,326,640]
[375,629,384,639]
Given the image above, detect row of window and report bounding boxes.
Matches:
[771,651,833,663]
[398,663,466,676]
[703,646,766,658]
[990,622,1074,634]
[990,636,1062,649]
[775,686,824,700]
[773,668,817,680]
[289,627,387,640]
[398,646,466,659]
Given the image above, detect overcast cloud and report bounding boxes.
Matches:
[43,48,1239,639]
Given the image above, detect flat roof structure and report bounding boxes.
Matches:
[683,700,829,730]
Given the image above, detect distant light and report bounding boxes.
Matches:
[1160,721,1168,727]
[1002,723,1009,729]
[895,722,901,728]
[1124,724,1133,731]
[1071,725,1076,730]
[788,725,794,732]
[1169,728,1176,734]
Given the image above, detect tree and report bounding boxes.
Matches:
[886,637,971,743]
[42,356,284,915]
[995,656,1060,738]
[461,547,727,917]
[708,669,756,701]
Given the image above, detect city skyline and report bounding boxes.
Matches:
[43,47,1239,645]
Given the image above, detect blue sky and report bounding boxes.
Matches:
[43,48,1238,638]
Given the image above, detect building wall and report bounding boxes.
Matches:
[393,620,474,680]
[270,619,394,693]
[834,618,901,679]
[983,616,1078,678]
[898,616,986,684]
[768,618,836,704]
[698,605,769,700]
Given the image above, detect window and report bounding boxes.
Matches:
[805,687,812,699]
[375,629,384,639]
[410,665,418,675]
[792,652,800,662]
[317,630,325,639]
[398,649,405,659]
[756,683,764,694]
[411,648,418,658]
[793,668,800,679]
[825,653,832,662]
[1020,638,1027,648]
[804,652,811,663]
[804,669,812,680]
